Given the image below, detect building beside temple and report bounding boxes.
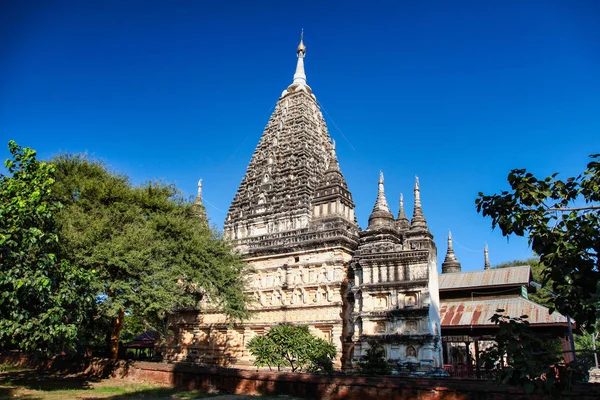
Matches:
[165,35,442,370]
[438,234,571,377]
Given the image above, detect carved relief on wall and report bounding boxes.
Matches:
[310,325,332,343]
[405,294,417,307]
[406,345,417,358]
[374,295,388,309]
[291,288,301,305]
[406,320,418,333]
[197,329,209,345]
[270,291,281,306]
[182,329,194,346]
[390,291,398,307]
[375,321,386,334]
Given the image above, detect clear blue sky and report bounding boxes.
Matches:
[2,1,599,272]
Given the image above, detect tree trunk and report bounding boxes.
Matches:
[109,308,125,360]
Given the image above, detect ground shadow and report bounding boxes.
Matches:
[0,369,99,392]
[0,387,17,400]
[102,387,218,399]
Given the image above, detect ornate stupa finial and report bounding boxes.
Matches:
[297,28,305,54]
[442,230,462,273]
[196,179,203,203]
[396,193,410,230]
[284,30,312,96]
[327,144,340,172]
[410,175,428,230]
[376,171,390,209]
[193,178,207,221]
[367,171,394,230]
[484,243,491,270]
[292,29,307,86]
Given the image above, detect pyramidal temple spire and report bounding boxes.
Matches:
[410,176,428,230]
[367,171,394,230]
[442,231,461,273]
[484,243,491,270]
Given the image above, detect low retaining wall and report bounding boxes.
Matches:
[2,354,599,399]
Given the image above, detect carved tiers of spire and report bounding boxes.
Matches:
[395,193,410,231]
[410,176,429,231]
[484,243,491,270]
[441,231,461,273]
[224,36,358,249]
[367,171,395,230]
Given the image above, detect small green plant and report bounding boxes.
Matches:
[357,340,392,375]
[246,324,336,373]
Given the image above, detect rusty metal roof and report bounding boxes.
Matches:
[439,266,531,291]
[440,296,568,327]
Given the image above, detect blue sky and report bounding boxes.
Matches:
[2,1,599,272]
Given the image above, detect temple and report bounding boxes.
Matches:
[164,35,567,373]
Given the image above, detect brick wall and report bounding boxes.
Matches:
[2,354,599,400]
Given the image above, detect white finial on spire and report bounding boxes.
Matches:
[373,171,391,212]
[410,175,428,230]
[293,30,307,86]
[484,243,491,270]
[197,179,203,202]
[283,30,312,96]
[368,170,394,229]
[442,229,461,273]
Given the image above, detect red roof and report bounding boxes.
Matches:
[440,297,568,327]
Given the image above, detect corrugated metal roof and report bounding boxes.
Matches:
[439,266,531,290]
[440,297,567,327]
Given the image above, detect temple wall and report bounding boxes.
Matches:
[166,246,354,369]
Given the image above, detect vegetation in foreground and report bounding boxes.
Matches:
[0,141,249,359]
[0,366,215,399]
[477,154,600,396]
[246,325,336,373]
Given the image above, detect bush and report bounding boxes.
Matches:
[357,341,392,375]
[246,325,336,373]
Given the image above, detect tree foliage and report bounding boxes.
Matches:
[246,325,336,373]
[481,311,586,397]
[476,155,600,330]
[0,141,92,355]
[51,154,249,358]
[357,340,392,375]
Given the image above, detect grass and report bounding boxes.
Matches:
[0,364,294,399]
[0,364,219,399]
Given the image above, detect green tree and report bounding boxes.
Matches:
[481,312,586,397]
[476,154,600,330]
[0,141,91,355]
[246,325,336,373]
[51,154,249,359]
[357,340,393,375]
